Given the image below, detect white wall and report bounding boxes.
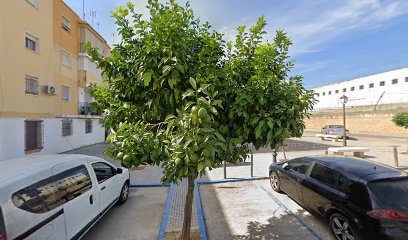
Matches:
[312,68,408,110]
[0,118,25,162]
[0,117,105,161]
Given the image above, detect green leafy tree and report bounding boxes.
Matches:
[393,112,408,154]
[87,0,314,238]
[393,112,408,128]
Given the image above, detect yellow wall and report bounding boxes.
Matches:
[0,0,54,117]
[53,0,80,115]
[0,0,109,118]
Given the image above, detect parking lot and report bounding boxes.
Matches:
[66,130,408,240]
[200,180,334,240]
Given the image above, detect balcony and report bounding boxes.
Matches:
[79,43,104,57]
[78,102,98,115]
[79,43,87,54]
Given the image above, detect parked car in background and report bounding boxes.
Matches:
[321,125,349,138]
[0,154,130,240]
[269,156,408,240]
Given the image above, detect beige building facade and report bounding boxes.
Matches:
[0,0,109,161]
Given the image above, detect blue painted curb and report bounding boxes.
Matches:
[157,184,174,240]
[195,183,208,240]
[129,184,171,188]
[258,183,323,240]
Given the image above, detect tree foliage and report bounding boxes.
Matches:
[393,112,408,128]
[87,0,315,183]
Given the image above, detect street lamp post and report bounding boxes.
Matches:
[339,95,348,147]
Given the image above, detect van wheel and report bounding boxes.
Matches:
[117,182,129,205]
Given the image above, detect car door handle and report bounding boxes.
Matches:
[89,195,94,204]
[101,186,106,191]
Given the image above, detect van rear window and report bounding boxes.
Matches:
[0,206,6,240]
[11,165,92,214]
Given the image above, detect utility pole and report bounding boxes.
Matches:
[339,95,348,147]
[82,0,85,20]
[343,102,346,146]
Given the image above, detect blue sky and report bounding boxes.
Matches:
[64,0,408,89]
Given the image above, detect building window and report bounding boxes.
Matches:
[369,83,374,88]
[322,92,325,96]
[343,88,346,93]
[335,90,339,94]
[315,93,320,97]
[328,91,332,95]
[26,0,39,8]
[392,79,398,84]
[61,51,71,67]
[25,32,39,53]
[85,119,93,133]
[405,77,408,82]
[25,120,43,151]
[359,85,364,90]
[25,75,39,95]
[62,119,73,136]
[350,87,355,91]
[62,86,70,101]
[61,16,72,32]
[380,81,385,86]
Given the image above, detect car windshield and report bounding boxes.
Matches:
[368,178,408,212]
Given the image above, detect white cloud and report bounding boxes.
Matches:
[205,0,408,55]
[274,0,408,55]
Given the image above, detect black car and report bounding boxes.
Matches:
[269,156,408,240]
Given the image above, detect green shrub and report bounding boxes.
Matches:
[393,112,408,128]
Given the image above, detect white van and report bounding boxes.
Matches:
[0,154,130,240]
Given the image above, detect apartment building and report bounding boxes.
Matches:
[0,0,110,161]
[312,67,408,111]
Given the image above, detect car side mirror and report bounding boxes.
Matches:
[282,163,289,170]
[116,168,123,174]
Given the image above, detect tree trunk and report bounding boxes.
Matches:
[181,177,195,240]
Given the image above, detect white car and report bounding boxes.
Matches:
[0,154,130,240]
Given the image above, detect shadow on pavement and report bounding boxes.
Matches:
[233,209,330,240]
[200,181,334,240]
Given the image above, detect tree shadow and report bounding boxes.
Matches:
[200,183,333,240]
[232,209,332,240]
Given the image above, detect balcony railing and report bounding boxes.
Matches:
[78,102,98,115]
[79,43,87,54]
[79,43,104,57]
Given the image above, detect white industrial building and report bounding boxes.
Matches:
[312,67,408,111]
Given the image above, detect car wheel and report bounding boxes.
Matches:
[269,171,282,193]
[117,182,129,205]
[329,213,359,240]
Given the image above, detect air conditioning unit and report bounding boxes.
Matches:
[44,85,57,95]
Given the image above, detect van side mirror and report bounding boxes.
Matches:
[116,168,123,174]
